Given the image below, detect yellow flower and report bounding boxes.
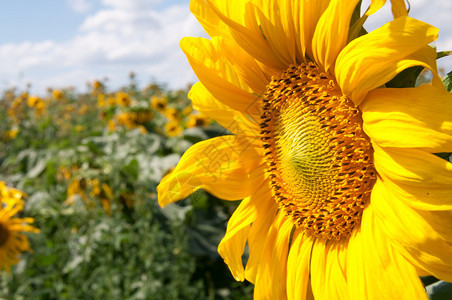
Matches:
[164,107,180,121]
[52,89,64,101]
[2,129,19,140]
[75,125,83,132]
[27,96,42,108]
[107,95,116,106]
[116,91,131,107]
[66,179,88,205]
[151,96,168,112]
[100,183,113,215]
[97,94,107,108]
[87,179,101,197]
[116,111,152,129]
[0,182,39,272]
[79,104,89,115]
[93,80,103,90]
[186,113,210,128]
[182,105,193,116]
[158,1,452,299]
[164,120,183,137]
[108,119,116,132]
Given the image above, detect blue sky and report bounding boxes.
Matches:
[0,0,450,95]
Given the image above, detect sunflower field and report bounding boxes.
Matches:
[0,74,254,299]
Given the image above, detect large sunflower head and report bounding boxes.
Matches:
[158,0,452,298]
[0,182,40,272]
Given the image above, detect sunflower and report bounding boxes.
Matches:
[151,96,168,112]
[0,182,39,272]
[158,0,452,299]
[186,113,210,128]
[165,120,183,137]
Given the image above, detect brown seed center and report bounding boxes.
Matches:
[260,62,377,240]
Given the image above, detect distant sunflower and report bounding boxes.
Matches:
[151,96,168,112]
[158,0,452,299]
[165,120,183,137]
[186,113,210,128]
[0,182,39,272]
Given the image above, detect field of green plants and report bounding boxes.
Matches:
[0,74,253,299]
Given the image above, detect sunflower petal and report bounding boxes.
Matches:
[312,0,361,72]
[200,0,287,70]
[244,188,279,283]
[347,206,427,299]
[252,0,296,66]
[254,211,292,300]
[362,84,452,152]
[292,0,330,61]
[180,36,259,114]
[190,0,245,38]
[371,179,452,282]
[189,82,260,136]
[311,239,349,300]
[286,229,314,300]
[390,0,408,17]
[218,182,273,281]
[157,136,264,206]
[336,17,438,105]
[373,145,452,211]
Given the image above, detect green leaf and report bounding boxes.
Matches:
[443,71,452,92]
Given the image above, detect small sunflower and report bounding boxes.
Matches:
[159,0,452,299]
[186,113,210,128]
[165,120,183,137]
[0,182,39,272]
[151,96,168,112]
[116,91,131,107]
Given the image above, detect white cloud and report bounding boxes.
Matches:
[101,0,162,11]
[67,0,93,13]
[0,1,205,94]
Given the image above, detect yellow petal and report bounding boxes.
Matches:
[189,82,260,136]
[347,206,428,299]
[286,229,314,300]
[189,0,245,38]
[364,0,386,16]
[292,0,329,61]
[180,36,258,114]
[254,211,292,300]
[244,189,279,283]
[373,145,452,211]
[157,135,264,206]
[312,0,361,72]
[218,183,273,281]
[200,0,287,70]
[390,0,408,17]
[310,239,349,300]
[336,17,438,105]
[220,37,271,95]
[252,0,296,66]
[364,0,408,17]
[371,179,452,282]
[362,84,452,152]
